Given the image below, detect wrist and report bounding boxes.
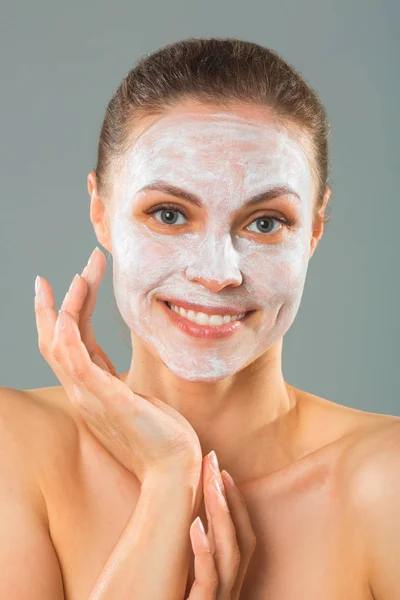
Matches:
[141,466,201,514]
[147,452,202,479]
[143,462,201,487]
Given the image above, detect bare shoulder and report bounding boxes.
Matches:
[340,408,400,498]
[0,386,67,597]
[0,384,81,491]
[330,404,400,597]
[294,385,400,455]
[1,383,80,442]
[18,382,74,417]
[0,386,48,519]
[302,387,400,495]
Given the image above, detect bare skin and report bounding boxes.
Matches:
[8,243,400,598]
[18,380,399,599]
[7,100,399,598]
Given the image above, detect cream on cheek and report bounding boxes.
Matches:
[109,113,314,381]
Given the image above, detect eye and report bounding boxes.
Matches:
[146,203,187,226]
[145,203,295,235]
[246,215,288,235]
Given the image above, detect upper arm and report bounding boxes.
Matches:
[0,387,65,598]
[349,421,400,599]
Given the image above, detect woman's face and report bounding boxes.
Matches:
[108,104,316,382]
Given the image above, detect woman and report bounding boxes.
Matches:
[2,37,399,599]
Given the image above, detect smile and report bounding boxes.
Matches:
[166,301,247,325]
[159,300,255,340]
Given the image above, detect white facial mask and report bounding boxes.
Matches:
[109,112,314,381]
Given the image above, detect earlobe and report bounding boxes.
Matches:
[309,213,325,259]
[91,199,113,254]
[309,237,318,259]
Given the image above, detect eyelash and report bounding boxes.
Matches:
[145,202,296,234]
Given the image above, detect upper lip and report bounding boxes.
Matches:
[158,296,254,316]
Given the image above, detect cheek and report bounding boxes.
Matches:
[111,226,191,293]
[243,243,308,304]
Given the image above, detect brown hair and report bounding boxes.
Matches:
[94,37,331,227]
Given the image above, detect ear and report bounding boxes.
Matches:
[87,172,113,254]
[309,186,331,259]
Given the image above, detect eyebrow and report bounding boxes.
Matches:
[137,180,301,209]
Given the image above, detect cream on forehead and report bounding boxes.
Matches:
[109,112,316,382]
[115,111,314,214]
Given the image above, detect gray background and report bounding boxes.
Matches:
[0,0,398,415]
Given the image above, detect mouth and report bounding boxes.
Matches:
[158,299,256,340]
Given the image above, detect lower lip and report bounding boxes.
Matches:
[158,300,254,340]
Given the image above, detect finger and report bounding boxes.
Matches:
[34,276,86,391]
[34,275,61,353]
[203,470,216,555]
[78,247,106,347]
[204,457,240,596]
[52,309,168,423]
[221,470,257,599]
[202,453,227,557]
[58,248,102,346]
[57,251,99,324]
[92,347,119,377]
[54,308,120,394]
[187,517,218,600]
[59,273,87,322]
[58,248,117,377]
[76,248,119,377]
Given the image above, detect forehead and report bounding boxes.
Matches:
[118,112,314,205]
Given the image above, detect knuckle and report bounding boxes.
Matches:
[50,344,62,363]
[37,339,48,355]
[203,546,217,567]
[230,547,241,570]
[34,303,43,314]
[87,347,98,361]
[202,545,215,559]
[70,362,87,383]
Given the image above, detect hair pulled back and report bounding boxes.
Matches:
[94,37,331,225]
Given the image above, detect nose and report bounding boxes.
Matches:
[184,233,243,292]
[184,270,242,293]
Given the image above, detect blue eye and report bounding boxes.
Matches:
[149,205,187,226]
[146,203,293,234]
[246,216,285,235]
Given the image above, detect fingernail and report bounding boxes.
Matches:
[68,274,80,292]
[193,517,208,550]
[211,474,225,499]
[194,516,205,537]
[208,450,220,474]
[35,276,45,305]
[88,246,100,265]
[82,249,100,283]
[221,469,235,487]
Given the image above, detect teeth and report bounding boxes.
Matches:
[166,302,247,326]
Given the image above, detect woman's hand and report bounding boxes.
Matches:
[186,452,257,599]
[33,247,203,483]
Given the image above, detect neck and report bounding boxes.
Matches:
[119,335,304,485]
